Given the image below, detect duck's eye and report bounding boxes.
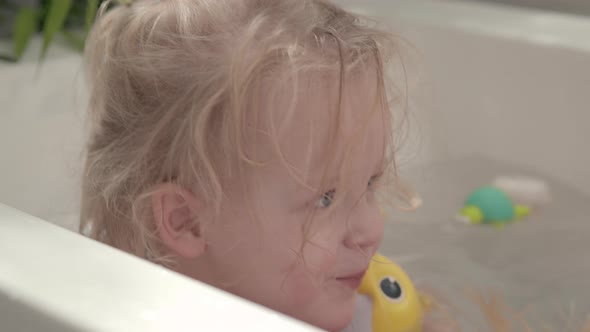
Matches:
[380,276,403,302]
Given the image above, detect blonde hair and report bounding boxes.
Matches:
[81,0,409,262]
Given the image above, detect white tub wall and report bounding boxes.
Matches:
[0,39,86,230]
[465,0,590,16]
[410,0,590,196]
[419,26,590,194]
[0,203,321,332]
[338,0,590,195]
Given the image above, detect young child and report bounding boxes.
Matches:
[81,0,422,330]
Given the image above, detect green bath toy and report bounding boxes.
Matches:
[459,186,530,226]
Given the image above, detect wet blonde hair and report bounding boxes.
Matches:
[81,0,410,262]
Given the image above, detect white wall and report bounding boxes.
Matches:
[0,39,85,229]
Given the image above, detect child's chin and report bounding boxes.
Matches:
[310,297,356,332]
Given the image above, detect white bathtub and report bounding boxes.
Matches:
[0,203,320,331]
[1,0,590,330]
[461,0,590,17]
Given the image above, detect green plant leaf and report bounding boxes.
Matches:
[12,6,37,60]
[62,29,84,52]
[40,0,73,60]
[85,0,99,34]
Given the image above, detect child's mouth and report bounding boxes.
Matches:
[336,270,367,289]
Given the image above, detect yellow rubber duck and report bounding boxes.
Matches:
[358,253,431,332]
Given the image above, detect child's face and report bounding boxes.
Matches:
[196,70,386,331]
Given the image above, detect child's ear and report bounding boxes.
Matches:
[151,184,207,259]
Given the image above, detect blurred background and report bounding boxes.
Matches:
[467,0,590,16]
[1,0,589,227]
[1,0,589,330]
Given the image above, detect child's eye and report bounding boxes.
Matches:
[315,175,380,209]
[316,189,335,208]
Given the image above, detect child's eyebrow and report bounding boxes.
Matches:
[313,167,385,193]
[313,174,340,192]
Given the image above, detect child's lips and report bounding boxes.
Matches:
[336,270,367,289]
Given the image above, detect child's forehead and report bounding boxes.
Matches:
[251,66,388,180]
[262,67,382,132]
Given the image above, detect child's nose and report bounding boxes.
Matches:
[343,200,384,253]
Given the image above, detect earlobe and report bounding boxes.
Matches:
[152,184,207,259]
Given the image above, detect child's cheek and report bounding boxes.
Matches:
[280,251,336,307]
[301,231,339,273]
[281,266,320,307]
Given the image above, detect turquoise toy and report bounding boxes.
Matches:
[459,186,530,226]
